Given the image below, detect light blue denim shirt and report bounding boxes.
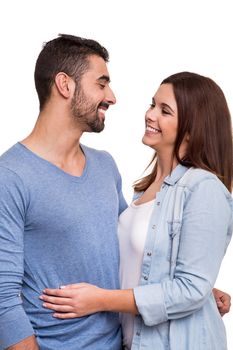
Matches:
[132,165,233,350]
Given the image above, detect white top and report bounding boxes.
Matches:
[118,199,155,349]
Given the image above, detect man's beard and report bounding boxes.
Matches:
[71,86,105,133]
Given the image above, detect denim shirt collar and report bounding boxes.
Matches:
[164,164,189,186]
[133,164,189,201]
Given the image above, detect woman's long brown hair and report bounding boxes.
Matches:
[134,72,233,192]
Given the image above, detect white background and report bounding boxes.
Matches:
[0,0,232,346]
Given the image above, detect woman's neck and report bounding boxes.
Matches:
[155,154,178,182]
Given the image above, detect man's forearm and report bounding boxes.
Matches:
[6,335,39,350]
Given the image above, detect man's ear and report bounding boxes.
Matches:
[54,72,75,98]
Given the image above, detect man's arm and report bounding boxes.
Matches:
[213,288,231,316]
[6,336,39,350]
[0,168,36,349]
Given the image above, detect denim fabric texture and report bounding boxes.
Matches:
[132,165,233,350]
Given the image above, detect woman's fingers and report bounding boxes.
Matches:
[40,283,100,318]
[43,302,73,312]
[42,283,89,297]
[40,295,71,305]
[53,312,79,319]
[43,288,74,297]
[61,283,90,289]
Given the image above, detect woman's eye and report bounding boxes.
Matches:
[150,103,155,108]
[162,109,170,115]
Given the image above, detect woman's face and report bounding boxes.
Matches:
[142,83,179,154]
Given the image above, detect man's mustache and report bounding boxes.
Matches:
[98,102,109,109]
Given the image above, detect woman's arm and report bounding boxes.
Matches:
[40,283,138,319]
[41,284,230,319]
[41,179,232,323]
[133,178,232,326]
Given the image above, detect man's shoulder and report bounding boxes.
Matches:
[0,143,18,158]
[0,143,21,170]
[81,144,116,164]
[0,143,38,185]
[0,143,27,171]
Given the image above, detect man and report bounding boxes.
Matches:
[0,34,230,350]
[0,34,127,350]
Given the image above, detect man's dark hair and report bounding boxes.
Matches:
[34,34,109,111]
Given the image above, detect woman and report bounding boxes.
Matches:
[41,72,233,349]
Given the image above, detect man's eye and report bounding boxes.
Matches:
[99,84,105,89]
[150,103,155,108]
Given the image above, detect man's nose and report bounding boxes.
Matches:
[106,87,116,105]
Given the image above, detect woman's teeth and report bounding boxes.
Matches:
[146,126,161,133]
